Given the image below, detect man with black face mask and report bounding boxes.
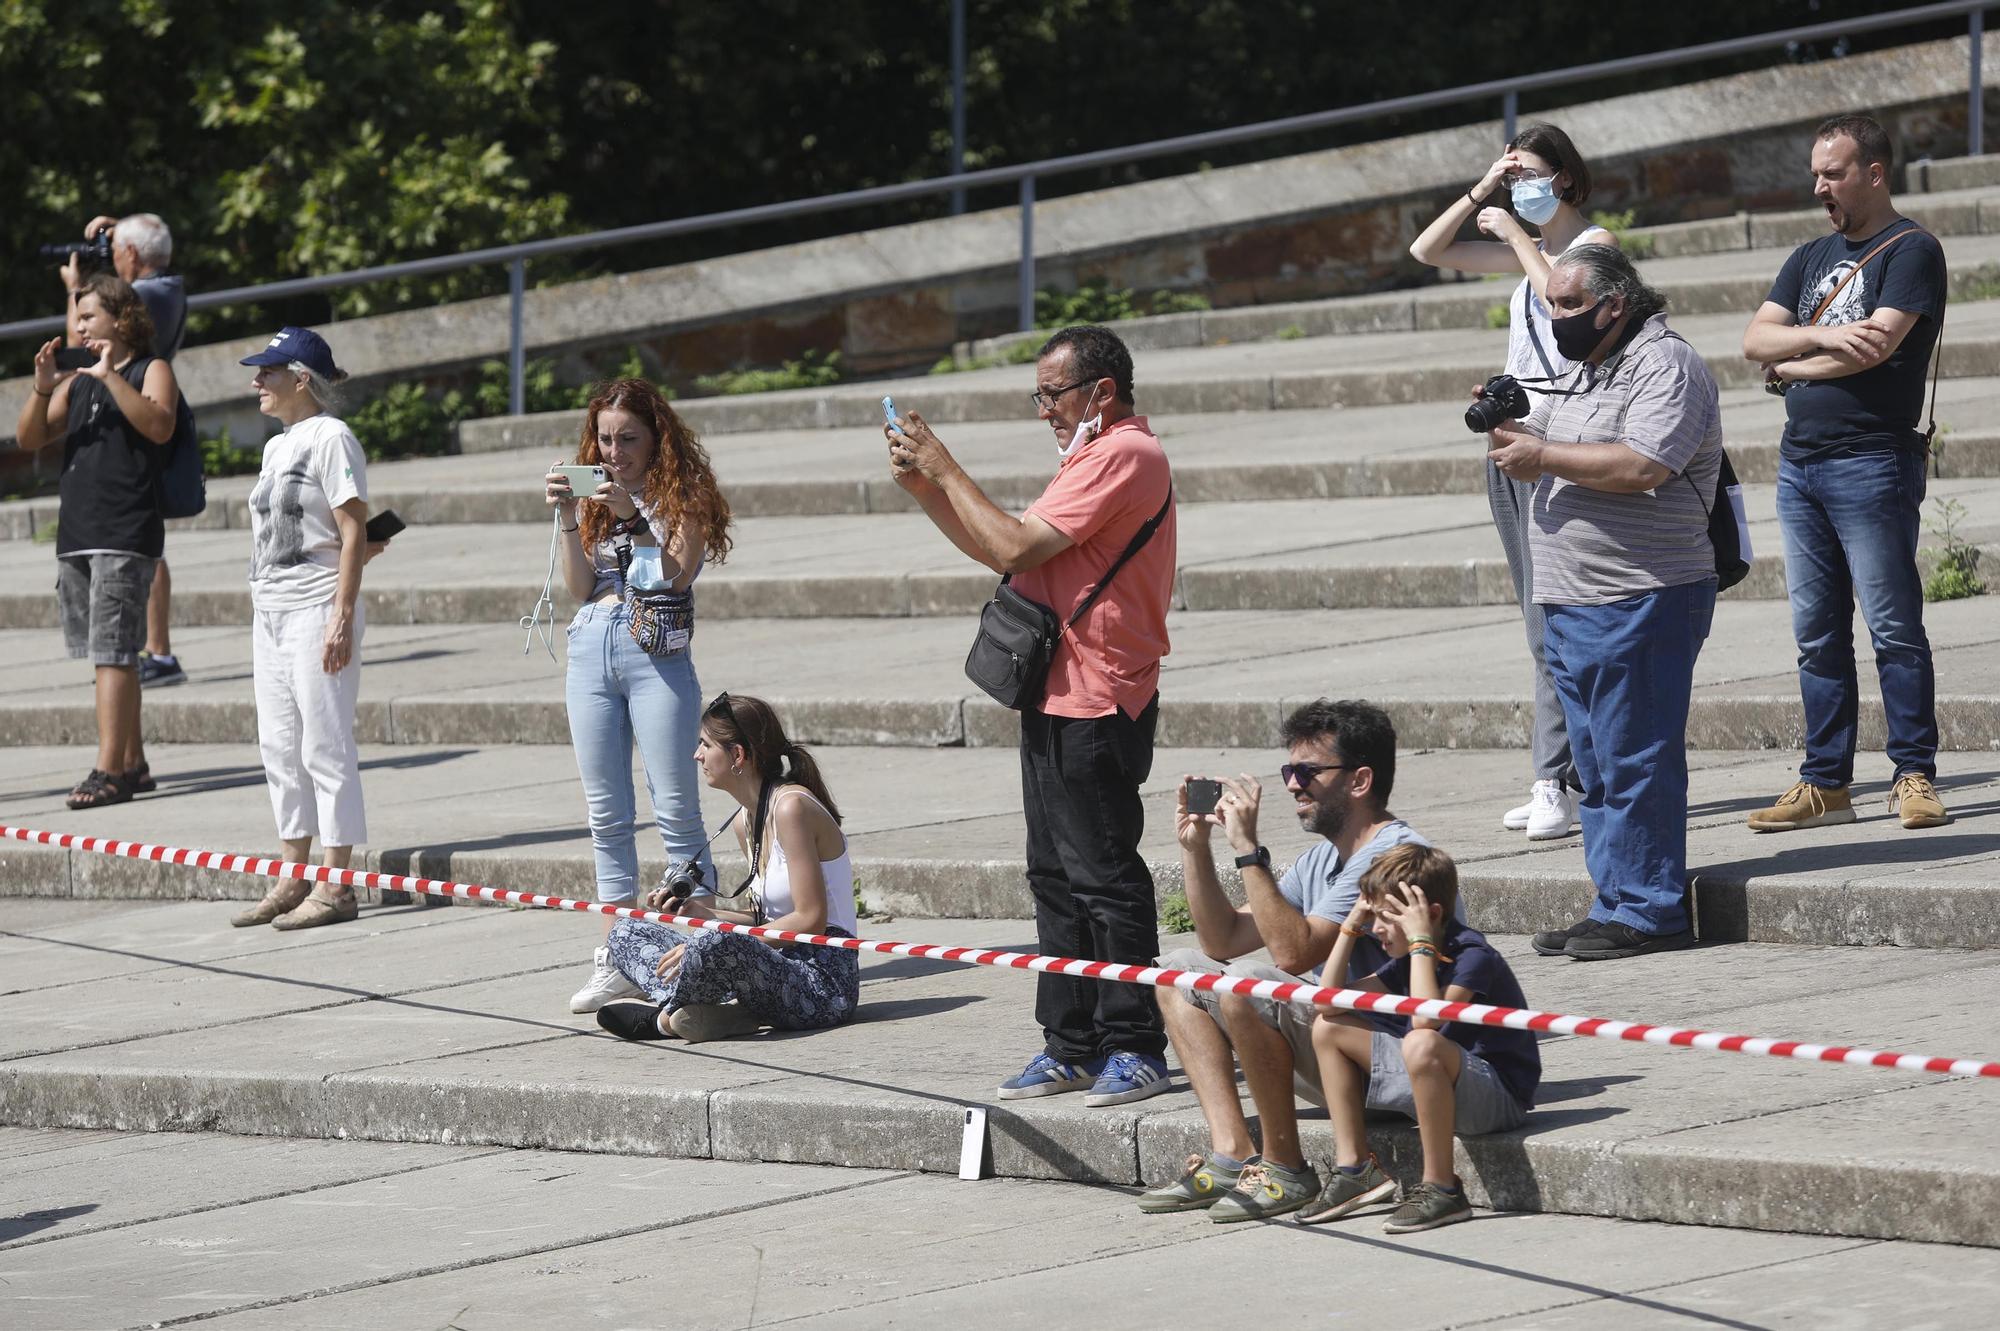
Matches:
[1486,244,1724,962]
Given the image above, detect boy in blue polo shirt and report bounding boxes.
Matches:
[1301,843,1539,1232]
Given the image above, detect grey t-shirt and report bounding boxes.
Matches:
[1522,314,1723,606]
[133,274,185,361]
[1278,820,1431,924]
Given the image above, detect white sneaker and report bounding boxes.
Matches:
[1502,784,1538,830]
[569,946,642,1014]
[1523,779,1577,841]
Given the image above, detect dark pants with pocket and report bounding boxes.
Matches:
[1019,694,1165,1062]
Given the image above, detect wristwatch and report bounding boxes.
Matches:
[1234,846,1272,872]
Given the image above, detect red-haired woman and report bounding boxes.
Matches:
[545,378,734,1013]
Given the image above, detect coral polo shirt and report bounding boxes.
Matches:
[1012,415,1177,719]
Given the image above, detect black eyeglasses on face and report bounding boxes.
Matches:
[1030,378,1092,411]
[1281,761,1353,788]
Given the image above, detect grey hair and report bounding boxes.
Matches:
[288,361,348,415]
[1553,243,1667,324]
[115,213,172,271]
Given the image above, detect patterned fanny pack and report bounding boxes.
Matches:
[618,542,693,655]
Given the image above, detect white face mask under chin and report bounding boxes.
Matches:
[1056,387,1105,459]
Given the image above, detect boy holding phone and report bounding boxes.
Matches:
[1301,843,1539,1232]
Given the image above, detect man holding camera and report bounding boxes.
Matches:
[885,324,1179,1108]
[1139,699,1427,1222]
[1486,244,1722,961]
[1741,115,1948,834]
[63,213,189,690]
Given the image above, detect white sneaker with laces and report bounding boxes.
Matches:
[1501,784,1539,830]
[1523,779,1577,841]
[569,946,642,1014]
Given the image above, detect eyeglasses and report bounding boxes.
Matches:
[704,691,734,720]
[1030,378,1093,412]
[1503,167,1556,184]
[1280,761,1354,788]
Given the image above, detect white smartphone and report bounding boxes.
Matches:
[551,464,608,497]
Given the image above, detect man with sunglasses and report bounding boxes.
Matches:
[885,324,1179,1108]
[1138,699,1431,1221]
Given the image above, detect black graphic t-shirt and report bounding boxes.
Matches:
[1766,220,1945,462]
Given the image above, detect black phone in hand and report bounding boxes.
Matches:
[365,509,406,543]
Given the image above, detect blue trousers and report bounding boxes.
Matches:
[606,921,859,1030]
[1544,581,1715,935]
[1776,450,1937,787]
[565,603,713,904]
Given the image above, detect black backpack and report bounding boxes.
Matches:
[1690,450,1749,592]
[155,392,206,520]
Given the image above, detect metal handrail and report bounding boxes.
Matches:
[5,0,1991,415]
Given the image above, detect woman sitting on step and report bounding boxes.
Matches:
[592,692,862,1044]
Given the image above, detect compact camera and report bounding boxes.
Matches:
[654,858,708,908]
[1464,373,1534,434]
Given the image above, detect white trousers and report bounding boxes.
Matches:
[252,600,366,847]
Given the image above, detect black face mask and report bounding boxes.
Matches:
[1551,301,1611,363]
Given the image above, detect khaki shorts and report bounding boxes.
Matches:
[1159,947,1327,1107]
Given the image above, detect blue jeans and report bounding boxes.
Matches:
[1776,450,1936,787]
[565,602,713,903]
[1544,581,1715,935]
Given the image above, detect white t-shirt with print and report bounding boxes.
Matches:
[247,414,368,612]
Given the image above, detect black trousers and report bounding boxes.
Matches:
[1018,693,1165,1061]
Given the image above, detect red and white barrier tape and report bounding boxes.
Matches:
[8,823,1998,1081]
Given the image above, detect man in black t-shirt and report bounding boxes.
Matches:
[1741,114,1948,835]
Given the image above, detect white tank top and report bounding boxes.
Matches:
[1503,225,1614,381]
[751,789,858,936]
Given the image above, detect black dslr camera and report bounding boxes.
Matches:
[38,228,114,274]
[1464,374,1533,433]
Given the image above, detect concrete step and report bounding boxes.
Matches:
[947,226,2000,366]
[3,897,1998,1245]
[1910,154,2000,194]
[458,301,2000,447]
[0,594,1993,752]
[9,378,1983,539]
[6,476,1998,625]
[3,730,1996,947]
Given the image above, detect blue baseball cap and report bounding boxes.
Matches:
[241,326,341,379]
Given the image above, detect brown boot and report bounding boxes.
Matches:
[231,881,311,928]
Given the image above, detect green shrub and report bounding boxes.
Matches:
[931,339,1043,375]
[1590,208,1654,260]
[694,350,843,397]
[1922,497,1987,601]
[1034,282,1211,330]
[200,427,263,478]
[348,381,473,462]
[1484,303,1511,330]
[1275,323,1307,340]
[1159,889,1194,936]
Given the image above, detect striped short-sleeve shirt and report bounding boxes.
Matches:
[1523,315,1723,606]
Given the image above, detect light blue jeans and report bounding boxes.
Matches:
[565,602,713,904]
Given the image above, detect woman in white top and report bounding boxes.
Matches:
[1409,122,1616,842]
[593,692,862,1044]
[550,379,734,1014]
[230,326,376,930]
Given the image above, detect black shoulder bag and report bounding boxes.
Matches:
[965,487,1172,710]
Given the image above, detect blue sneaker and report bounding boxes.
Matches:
[1084,1051,1172,1107]
[997,1052,1104,1100]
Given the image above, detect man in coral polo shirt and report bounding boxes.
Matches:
[886,324,1179,1107]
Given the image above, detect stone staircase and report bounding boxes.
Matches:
[2,172,1997,1248]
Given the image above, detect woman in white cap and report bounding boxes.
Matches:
[229,326,376,930]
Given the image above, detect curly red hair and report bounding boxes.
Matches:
[574,378,733,565]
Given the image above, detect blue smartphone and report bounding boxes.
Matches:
[883,395,902,435]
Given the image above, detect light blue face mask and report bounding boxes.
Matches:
[1510,175,1561,226]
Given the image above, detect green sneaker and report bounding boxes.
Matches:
[1137,1152,1256,1213]
[1382,1179,1473,1234]
[1208,1160,1321,1224]
[1296,1155,1398,1224]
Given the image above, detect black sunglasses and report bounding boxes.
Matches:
[1281,761,1353,787]
[704,691,734,720]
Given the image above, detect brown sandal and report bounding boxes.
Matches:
[271,889,359,931]
[230,881,312,928]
